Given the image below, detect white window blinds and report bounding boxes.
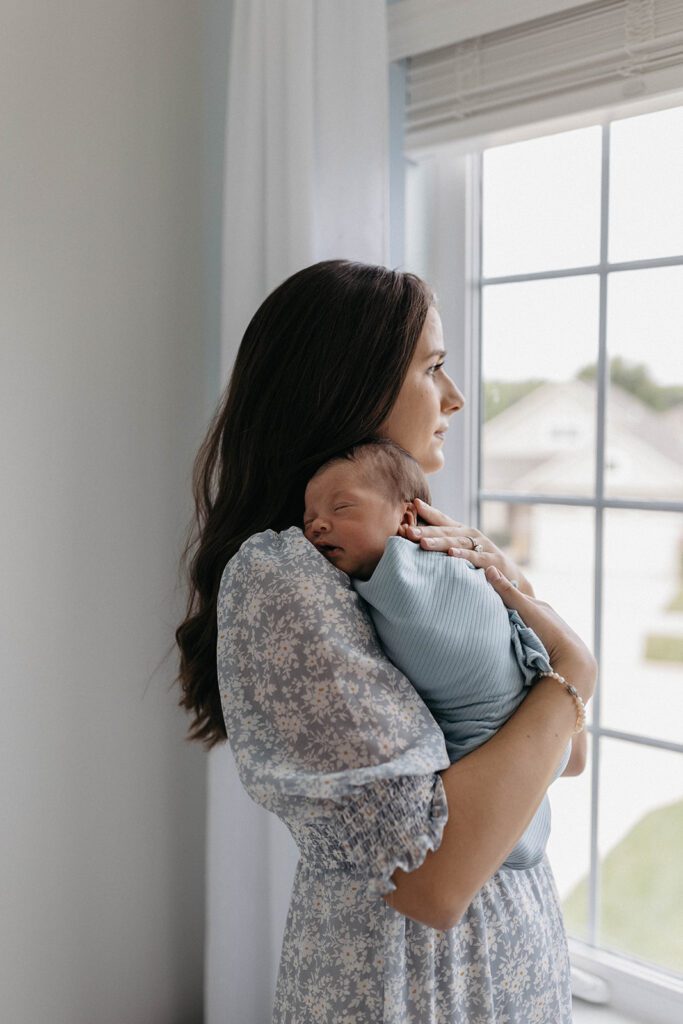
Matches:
[401,0,683,150]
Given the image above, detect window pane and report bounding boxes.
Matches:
[479,502,595,649]
[480,499,596,943]
[598,738,683,974]
[604,267,683,501]
[481,277,599,496]
[602,509,683,746]
[548,741,592,943]
[482,126,601,277]
[609,106,683,262]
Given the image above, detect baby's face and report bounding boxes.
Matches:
[303,461,410,580]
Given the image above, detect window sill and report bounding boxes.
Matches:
[573,1002,645,1024]
[570,939,683,1024]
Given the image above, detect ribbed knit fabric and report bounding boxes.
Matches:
[352,536,571,870]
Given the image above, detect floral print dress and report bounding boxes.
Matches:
[217,527,573,1023]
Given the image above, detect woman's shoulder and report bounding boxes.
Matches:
[228,524,350,573]
[221,526,350,587]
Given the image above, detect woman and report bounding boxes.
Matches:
[176,259,596,1022]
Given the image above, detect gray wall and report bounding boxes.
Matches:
[0,2,228,1020]
[202,0,232,409]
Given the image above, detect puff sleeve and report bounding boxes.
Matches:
[216,527,451,897]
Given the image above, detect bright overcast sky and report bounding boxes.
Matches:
[481,108,683,385]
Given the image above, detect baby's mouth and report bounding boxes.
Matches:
[318,544,342,556]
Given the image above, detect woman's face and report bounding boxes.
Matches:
[378,305,465,473]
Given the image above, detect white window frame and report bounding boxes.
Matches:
[391,63,683,1024]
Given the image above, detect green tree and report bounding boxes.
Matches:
[483,379,545,422]
[483,357,683,422]
[578,356,683,412]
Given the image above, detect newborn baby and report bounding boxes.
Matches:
[303,437,571,871]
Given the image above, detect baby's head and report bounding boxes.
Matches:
[303,437,432,580]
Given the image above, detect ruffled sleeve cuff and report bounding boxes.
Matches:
[301,772,449,899]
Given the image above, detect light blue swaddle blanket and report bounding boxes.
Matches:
[352,536,571,870]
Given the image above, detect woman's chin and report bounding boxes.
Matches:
[422,447,446,474]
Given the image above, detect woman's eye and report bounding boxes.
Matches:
[428,361,445,375]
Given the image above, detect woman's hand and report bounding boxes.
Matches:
[484,564,597,705]
[398,498,536,596]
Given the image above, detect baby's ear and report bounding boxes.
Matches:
[401,502,419,528]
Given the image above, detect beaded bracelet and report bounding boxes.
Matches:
[536,669,587,735]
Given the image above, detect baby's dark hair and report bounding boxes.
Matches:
[308,436,432,511]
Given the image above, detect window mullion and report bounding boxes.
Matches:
[472,150,484,530]
[591,726,683,757]
[588,117,612,950]
[481,251,683,286]
[479,493,683,514]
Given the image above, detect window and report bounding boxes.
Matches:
[402,103,683,1019]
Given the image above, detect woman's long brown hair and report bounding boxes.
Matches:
[175,259,434,749]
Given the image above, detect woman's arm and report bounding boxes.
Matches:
[559,729,587,777]
[383,569,597,931]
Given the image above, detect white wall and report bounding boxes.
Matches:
[0,3,215,1021]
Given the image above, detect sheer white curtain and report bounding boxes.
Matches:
[206,2,390,1020]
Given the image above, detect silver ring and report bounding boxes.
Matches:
[468,536,484,553]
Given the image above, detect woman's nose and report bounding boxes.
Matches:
[443,374,465,413]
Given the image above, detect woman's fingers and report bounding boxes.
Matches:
[410,509,481,543]
[410,534,489,561]
[446,546,490,565]
[406,525,480,545]
[447,537,486,550]
[404,530,492,567]
[485,565,517,593]
[413,497,458,528]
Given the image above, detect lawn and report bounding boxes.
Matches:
[563,799,683,973]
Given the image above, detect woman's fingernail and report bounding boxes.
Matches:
[424,538,437,546]
[486,566,501,581]
[409,527,421,537]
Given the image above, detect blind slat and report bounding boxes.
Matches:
[405,0,683,149]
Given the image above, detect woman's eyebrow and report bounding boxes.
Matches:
[425,348,447,360]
